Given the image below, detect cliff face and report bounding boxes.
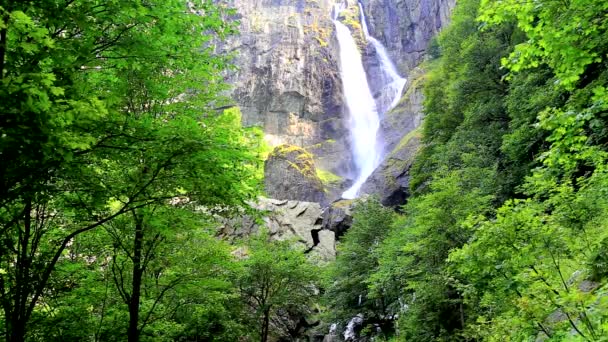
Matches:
[220,0,350,176]
[360,0,455,73]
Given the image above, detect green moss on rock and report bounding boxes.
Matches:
[316,168,342,185]
[264,144,327,203]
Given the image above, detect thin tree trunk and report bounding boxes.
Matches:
[459,302,465,330]
[261,308,270,342]
[0,14,8,80]
[8,200,32,342]
[8,322,25,342]
[128,213,145,342]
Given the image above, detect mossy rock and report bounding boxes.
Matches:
[264,144,327,204]
[316,168,342,185]
[359,130,422,206]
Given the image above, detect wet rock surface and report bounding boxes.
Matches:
[360,69,425,206]
[361,131,421,206]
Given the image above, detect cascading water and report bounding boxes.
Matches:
[358,2,407,112]
[334,2,407,199]
[333,3,381,199]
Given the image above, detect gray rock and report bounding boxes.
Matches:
[219,0,351,175]
[219,198,336,261]
[360,131,421,206]
[322,199,356,238]
[579,280,601,293]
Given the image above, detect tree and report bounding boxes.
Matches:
[237,233,319,342]
[479,0,608,90]
[0,1,262,340]
[323,198,396,338]
[107,206,246,341]
[444,1,608,339]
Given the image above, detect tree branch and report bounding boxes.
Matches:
[26,199,156,321]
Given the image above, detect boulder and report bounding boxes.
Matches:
[322,199,356,238]
[219,198,336,262]
[264,145,327,204]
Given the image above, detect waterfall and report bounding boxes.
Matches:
[334,2,407,199]
[333,4,381,199]
[358,2,407,112]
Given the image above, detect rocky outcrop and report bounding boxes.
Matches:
[380,68,425,153]
[264,144,327,204]
[360,0,455,73]
[361,130,421,206]
[219,0,351,177]
[220,198,337,261]
[322,199,355,238]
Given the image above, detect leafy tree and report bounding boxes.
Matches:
[237,232,319,342]
[445,1,608,339]
[378,171,493,340]
[0,0,261,340]
[479,0,608,90]
[23,210,249,342]
[323,198,397,337]
[106,207,247,341]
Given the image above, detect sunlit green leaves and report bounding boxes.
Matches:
[479,0,608,90]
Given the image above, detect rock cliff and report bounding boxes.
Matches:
[219,0,454,206]
[219,0,351,176]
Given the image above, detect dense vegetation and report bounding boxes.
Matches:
[326,0,608,340]
[0,1,320,341]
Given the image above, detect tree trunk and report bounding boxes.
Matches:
[6,200,33,342]
[8,321,25,342]
[128,213,145,342]
[261,308,270,342]
[0,14,8,80]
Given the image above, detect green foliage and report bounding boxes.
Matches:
[237,232,320,342]
[350,0,608,340]
[0,0,263,341]
[410,0,516,199]
[324,198,397,337]
[479,0,608,90]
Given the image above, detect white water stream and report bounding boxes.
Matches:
[333,3,381,199]
[359,2,407,111]
[334,2,407,199]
